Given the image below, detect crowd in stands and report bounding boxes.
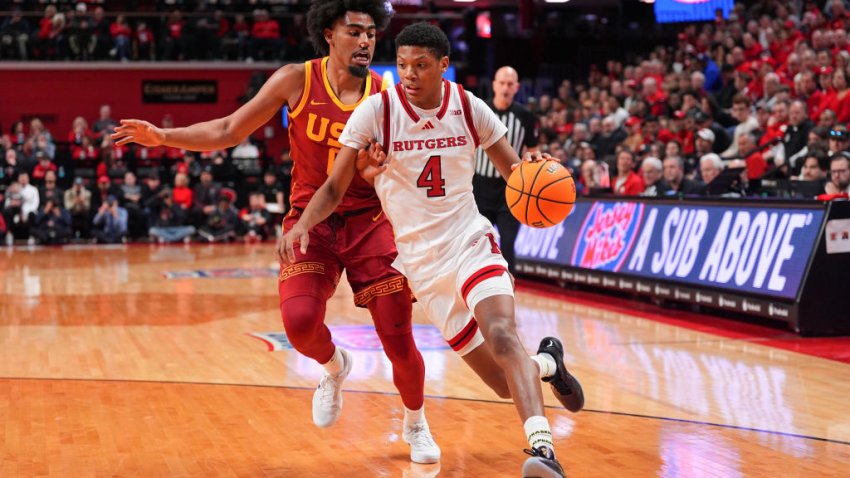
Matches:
[1,106,292,246]
[0,3,315,62]
[523,1,850,200]
[4,1,850,246]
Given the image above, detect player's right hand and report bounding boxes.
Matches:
[512,151,554,171]
[112,119,166,147]
[276,225,310,266]
[355,141,388,182]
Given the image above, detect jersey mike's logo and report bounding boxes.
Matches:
[571,202,644,272]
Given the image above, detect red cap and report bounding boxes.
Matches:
[673,110,686,119]
[625,116,641,127]
[625,79,638,88]
[97,175,109,184]
[784,20,795,29]
[819,66,834,76]
[677,33,688,41]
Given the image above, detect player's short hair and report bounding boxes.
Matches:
[307,0,393,56]
[395,22,451,59]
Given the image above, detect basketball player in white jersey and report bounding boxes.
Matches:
[278,23,582,477]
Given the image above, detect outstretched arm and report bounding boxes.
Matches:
[112,64,302,151]
[485,136,550,181]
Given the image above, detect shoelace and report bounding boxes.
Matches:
[406,425,437,448]
[317,374,339,406]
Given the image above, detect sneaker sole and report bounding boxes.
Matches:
[522,457,565,478]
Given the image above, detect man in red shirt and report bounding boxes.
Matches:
[112,0,439,464]
[249,9,281,61]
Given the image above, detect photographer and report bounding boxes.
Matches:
[32,198,72,245]
[92,194,127,244]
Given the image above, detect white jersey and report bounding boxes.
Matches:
[339,79,507,280]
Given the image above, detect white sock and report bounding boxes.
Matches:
[322,347,345,376]
[530,353,557,379]
[404,405,426,428]
[523,416,554,454]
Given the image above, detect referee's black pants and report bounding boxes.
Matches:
[472,174,520,274]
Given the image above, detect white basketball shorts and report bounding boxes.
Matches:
[406,230,514,356]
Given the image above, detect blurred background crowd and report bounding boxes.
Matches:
[3,0,850,246]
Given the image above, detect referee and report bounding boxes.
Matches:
[473,66,538,274]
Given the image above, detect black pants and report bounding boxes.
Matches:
[472,174,520,274]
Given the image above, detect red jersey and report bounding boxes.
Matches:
[287,57,384,213]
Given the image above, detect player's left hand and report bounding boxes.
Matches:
[512,151,555,170]
[356,141,388,182]
[276,225,309,266]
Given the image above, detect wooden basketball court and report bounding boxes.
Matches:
[2,244,849,477]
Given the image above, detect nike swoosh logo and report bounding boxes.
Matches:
[372,211,383,222]
[310,100,327,106]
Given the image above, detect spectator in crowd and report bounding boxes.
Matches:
[68,116,92,146]
[67,2,95,61]
[2,148,21,185]
[141,172,166,219]
[2,182,24,242]
[699,153,725,191]
[663,156,702,196]
[231,137,260,159]
[72,135,99,162]
[694,128,716,163]
[91,175,115,212]
[39,170,63,205]
[1,8,30,60]
[134,21,155,61]
[109,14,132,62]
[240,191,272,242]
[162,10,186,61]
[826,153,850,195]
[17,172,39,224]
[828,124,850,156]
[92,104,118,139]
[90,6,111,60]
[31,152,57,185]
[784,100,815,174]
[92,195,127,244]
[192,167,220,224]
[260,169,286,214]
[796,152,829,183]
[32,198,71,245]
[64,177,91,239]
[613,149,645,196]
[640,157,670,197]
[149,190,195,244]
[198,191,238,243]
[163,172,189,208]
[737,133,768,180]
[249,9,280,61]
[723,95,760,158]
[119,171,146,238]
[819,108,838,130]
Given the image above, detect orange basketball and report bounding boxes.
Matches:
[505,161,576,228]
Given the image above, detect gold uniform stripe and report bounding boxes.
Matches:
[288,60,313,119]
[321,56,372,112]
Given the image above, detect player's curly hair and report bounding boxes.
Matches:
[307,0,393,56]
[395,22,450,59]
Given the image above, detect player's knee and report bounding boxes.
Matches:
[378,332,420,365]
[485,320,522,360]
[281,296,324,342]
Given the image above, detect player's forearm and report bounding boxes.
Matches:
[161,118,243,151]
[295,183,344,231]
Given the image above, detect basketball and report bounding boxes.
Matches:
[505,160,576,228]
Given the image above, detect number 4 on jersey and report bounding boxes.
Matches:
[417,155,446,197]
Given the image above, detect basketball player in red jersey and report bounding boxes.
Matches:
[111,0,439,464]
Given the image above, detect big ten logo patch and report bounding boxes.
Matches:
[305,112,345,174]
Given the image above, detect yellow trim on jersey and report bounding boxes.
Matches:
[320,56,372,111]
[288,60,312,119]
[381,75,389,91]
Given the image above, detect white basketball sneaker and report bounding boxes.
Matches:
[312,348,353,428]
[402,422,441,464]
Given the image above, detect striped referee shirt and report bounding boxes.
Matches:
[473,99,538,178]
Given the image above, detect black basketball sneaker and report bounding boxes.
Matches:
[537,337,584,412]
[522,446,566,478]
